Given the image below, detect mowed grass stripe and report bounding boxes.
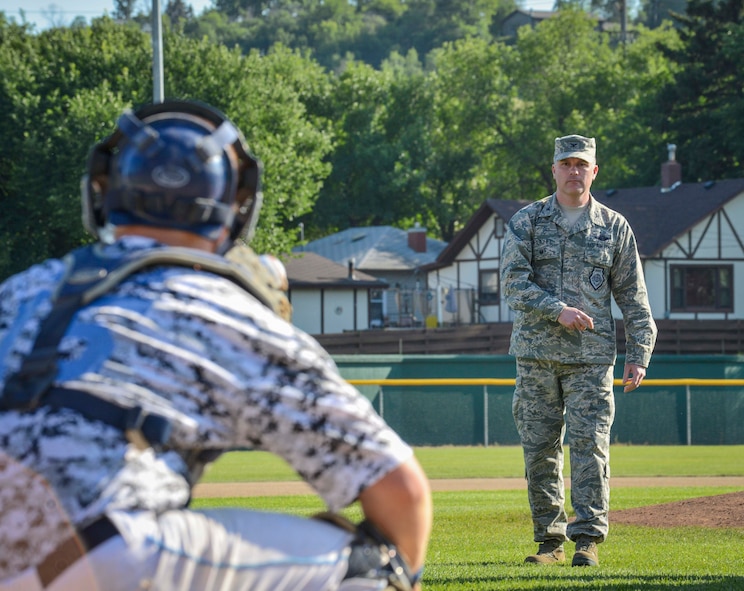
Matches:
[200,445,744,483]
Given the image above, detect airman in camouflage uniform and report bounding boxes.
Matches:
[501,135,657,567]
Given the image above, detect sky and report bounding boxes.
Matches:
[1,0,556,31]
[0,0,214,30]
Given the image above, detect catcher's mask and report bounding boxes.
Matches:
[81,99,262,252]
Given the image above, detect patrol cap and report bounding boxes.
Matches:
[554,134,596,163]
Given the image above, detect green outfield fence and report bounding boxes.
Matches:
[334,354,744,446]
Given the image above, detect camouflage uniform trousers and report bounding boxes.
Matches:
[512,358,615,544]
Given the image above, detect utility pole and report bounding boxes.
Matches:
[152,0,164,103]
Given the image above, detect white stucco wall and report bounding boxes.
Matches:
[290,290,322,334]
[290,289,370,334]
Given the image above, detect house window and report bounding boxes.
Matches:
[369,288,385,328]
[479,269,500,305]
[493,217,505,239]
[670,265,733,312]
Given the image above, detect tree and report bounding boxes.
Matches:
[165,0,195,24]
[493,9,673,195]
[0,19,151,279]
[414,9,678,238]
[113,0,138,20]
[596,22,680,188]
[658,0,744,181]
[0,1,704,274]
[0,20,335,280]
[303,54,433,237]
[214,0,271,19]
[424,36,517,239]
[182,9,252,48]
[636,0,687,28]
[304,9,680,242]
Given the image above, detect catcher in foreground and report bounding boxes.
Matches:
[0,99,431,590]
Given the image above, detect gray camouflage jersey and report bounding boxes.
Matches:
[0,236,411,579]
[501,194,657,366]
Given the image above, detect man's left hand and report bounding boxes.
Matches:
[622,363,646,392]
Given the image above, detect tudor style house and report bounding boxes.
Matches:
[423,151,744,326]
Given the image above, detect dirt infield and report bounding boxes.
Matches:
[193,477,744,529]
[611,490,744,528]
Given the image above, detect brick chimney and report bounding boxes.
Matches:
[407,223,427,253]
[661,143,682,193]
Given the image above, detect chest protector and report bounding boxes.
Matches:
[0,242,291,449]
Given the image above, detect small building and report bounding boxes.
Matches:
[499,9,618,42]
[284,251,387,335]
[499,9,557,38]
[295,224,446,327]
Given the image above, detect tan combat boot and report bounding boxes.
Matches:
[572,536,599,567]
[525,539,565,564]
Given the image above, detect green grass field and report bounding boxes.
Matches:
[194,446,744,590]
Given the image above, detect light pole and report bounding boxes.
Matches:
[152,0,164,103]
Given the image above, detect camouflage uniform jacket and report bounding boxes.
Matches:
[501,194,657,366]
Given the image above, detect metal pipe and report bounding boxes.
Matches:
[152,0,164,103]
[483,385,489,447]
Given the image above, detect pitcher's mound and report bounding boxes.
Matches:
[612,491,744,528]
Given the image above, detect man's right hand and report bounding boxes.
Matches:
[557,307,594,332]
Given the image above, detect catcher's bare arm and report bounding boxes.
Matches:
[359,456,432,577]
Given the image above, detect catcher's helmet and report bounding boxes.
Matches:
[81,99,262,251]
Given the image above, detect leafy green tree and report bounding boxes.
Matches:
[0,18,46,275]
[596,22,680,187]
[188,0,518,70]
[114,0,139,20]
[636,0,687,28]
[214,0,273,19]
[658,0,744,181]
[555,0,624,22]
[357,0,408,19]
[165,0,195,24]
[500,9,620,196]
[0,20,146,278]
[303,53,433,237]
[182,9,253,48]
[302,60,401,234]
[410,9,678,237]
[497,9,673,195]
[303,9,679,241]
[424,36,517,239]
[0,0,711,273]
[0,19,335,280]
